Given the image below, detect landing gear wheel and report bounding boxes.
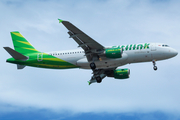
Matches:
[90,62,96,70]
[96,76,102,83]
[153,66,157,71]
[152,60,158,71]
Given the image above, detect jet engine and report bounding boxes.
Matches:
[113,68,130,79]
[105,48,122,58]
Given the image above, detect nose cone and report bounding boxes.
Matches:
[166,48,178,58]
[171,49,178,57]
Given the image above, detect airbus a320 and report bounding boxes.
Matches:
[4,19,178,85]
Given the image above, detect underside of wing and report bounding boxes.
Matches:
[88,68,116,85]
[59,19,105,62]
[88,67,130,85]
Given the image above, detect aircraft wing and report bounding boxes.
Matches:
[88,68,116,85]
[59,19,105,61]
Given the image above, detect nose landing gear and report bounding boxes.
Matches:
[152,60,157,71]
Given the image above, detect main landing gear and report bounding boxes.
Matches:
[90,62,96,70]
[96,76,102,83]
[90,62,102,83]
[152,60,157,71]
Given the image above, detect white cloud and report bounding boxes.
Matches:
[0,0,180,115]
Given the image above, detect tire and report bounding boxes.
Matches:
[153,66,157,71]
[90,62,96,70]
[96,76,102,83]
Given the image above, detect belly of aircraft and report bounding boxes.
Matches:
[77,53,128,69]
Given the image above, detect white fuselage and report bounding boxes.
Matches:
[47,43,178,69]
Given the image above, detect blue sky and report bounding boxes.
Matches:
[0,0,180,119]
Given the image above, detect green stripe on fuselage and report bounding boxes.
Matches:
[7,53,78,69]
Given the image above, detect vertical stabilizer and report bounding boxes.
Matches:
[10,31,40,55]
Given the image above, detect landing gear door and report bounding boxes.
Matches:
[37,53,43,61]
[151,43,156,51]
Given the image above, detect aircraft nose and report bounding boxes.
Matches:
[169,48,178,57]
[171,49,178,56]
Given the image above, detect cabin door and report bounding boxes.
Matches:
[37,53,43,61]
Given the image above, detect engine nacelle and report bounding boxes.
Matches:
[114,68,130,79]
[105,48,122,58]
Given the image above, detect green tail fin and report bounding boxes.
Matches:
[10,31,40,55]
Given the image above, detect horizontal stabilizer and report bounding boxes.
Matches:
[3,47,28,60]
[17,64,26,69]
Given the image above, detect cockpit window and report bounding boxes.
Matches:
[162,44,169,47]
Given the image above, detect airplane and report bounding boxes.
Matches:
[4,19,178,85]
